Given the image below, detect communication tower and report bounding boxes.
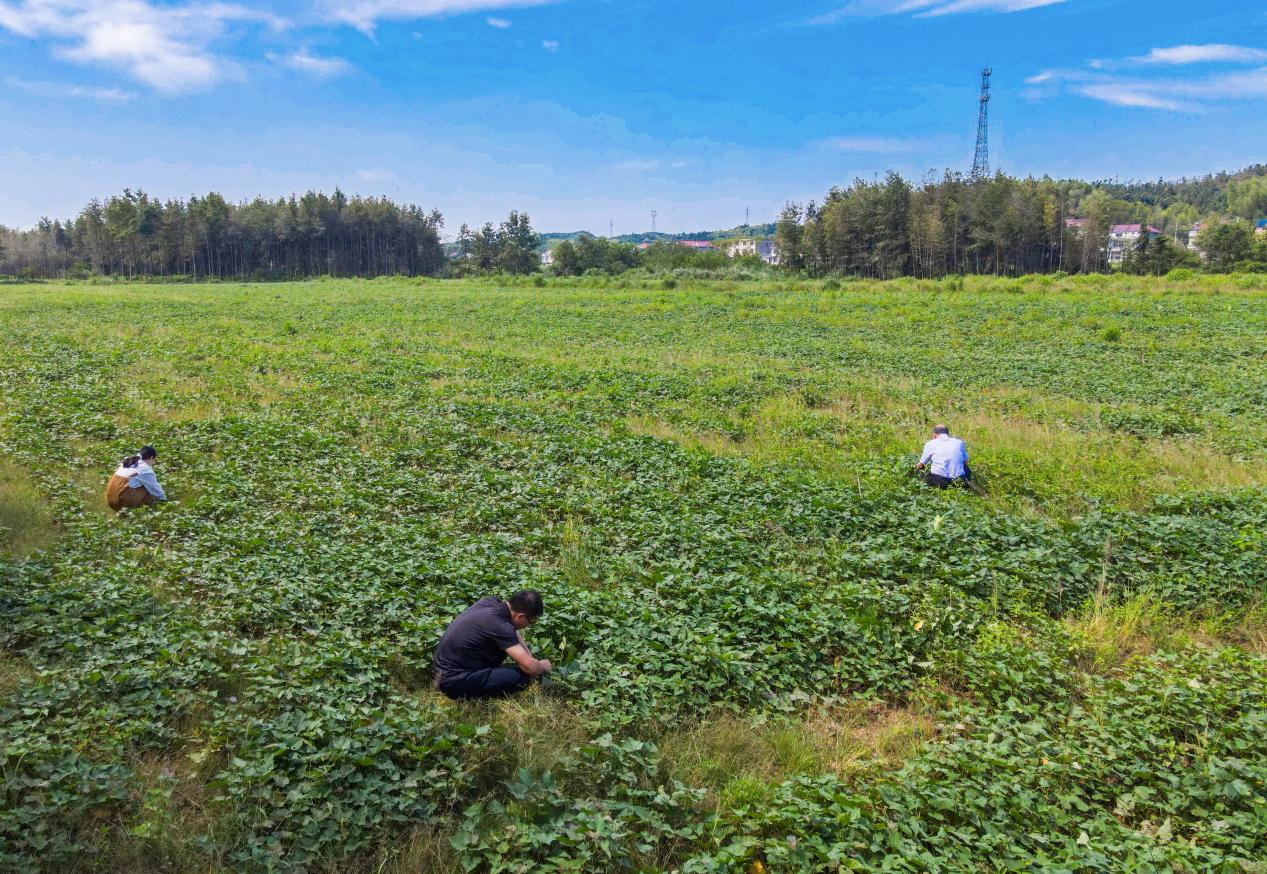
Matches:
[971,67,991,181]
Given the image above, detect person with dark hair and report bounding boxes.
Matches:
[916,425,971,489]
[105,445,168,511]
[434,590,552,700]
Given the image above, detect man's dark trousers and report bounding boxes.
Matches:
[926,465,972,490]
[926,473,971,490]
[438,666,530,700]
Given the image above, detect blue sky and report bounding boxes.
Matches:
[1,0,1265,235]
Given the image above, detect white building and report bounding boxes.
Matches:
[726,238,780,266]
[1187,223,1205,255]
[1107,224,1161,265]
[540,248,554,267]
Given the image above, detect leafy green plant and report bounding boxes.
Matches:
[0,277,1264,872]
[451,734,704,872]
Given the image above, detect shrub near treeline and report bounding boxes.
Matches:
[0,278,1264,872]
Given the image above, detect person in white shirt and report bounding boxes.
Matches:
[917,425,970,489]
[105,445,168,510]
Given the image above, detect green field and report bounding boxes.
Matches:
[2,274,1266,872]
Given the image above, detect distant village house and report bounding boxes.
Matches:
[725,238,780,266]
[1107,224,1162,265]
[1067,217,1213,260]
[1188,223,1205,256]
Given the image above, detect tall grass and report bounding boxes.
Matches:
[0,461,58,556]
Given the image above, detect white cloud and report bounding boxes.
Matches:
[921,0,1062,14]
[1078,83,1190,112]
[486,15,510,27]
[613,159,660,172]
[810,0,1062,23]
[1129,44,1267,66]
[611,157,695,173]
[0,0,286,91]
[820,135,918,152]
[1029,45,1267,112]
[541,38,558,52]
[318,0,557,35]
[1178,67,1267,100]
[275,48,352,77]
[4,74,136,102]
[355,167,399,183]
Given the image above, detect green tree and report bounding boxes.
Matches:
[1122,222,1151,274]
[549,240,580,276]
[1250,235,1267,271]
[497,211,539,274]
[1200,222,1254,272]
[774,203,805,272]
[1227,176,1267,220]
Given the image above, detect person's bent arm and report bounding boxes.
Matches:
[137,468,167,501]
[517,629,534,657]
[505,644,552,677]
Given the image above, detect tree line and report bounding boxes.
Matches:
[3,169,1266,281]
[547,236,738,277]
[0,189,447,280]
[774,170,1267,279]
[1090,164,1267,215]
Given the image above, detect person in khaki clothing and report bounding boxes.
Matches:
[105,445,167,510]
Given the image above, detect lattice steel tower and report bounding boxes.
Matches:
[971,67,991,181]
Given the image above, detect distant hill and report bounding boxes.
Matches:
[539,224,777,250]
[1086,164,1267,214]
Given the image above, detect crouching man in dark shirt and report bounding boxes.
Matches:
[434,590,553,700]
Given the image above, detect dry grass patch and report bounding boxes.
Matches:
[1196,599,1267,657]
[483,691,592,778]
[661,702,934,799]
[0,653,38,696]
[371,824,464,874]
[626,416,739,455]
[122,361,269,423]
[98,748,225,874]
[72,465,130,520]
[0,460,59,556]
[1068,593,1174,672]
[1067,592,1267,672]
[556,515,601,590]
[249,369,304,407]
[410,687,593,790]
[792,702,935,776]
